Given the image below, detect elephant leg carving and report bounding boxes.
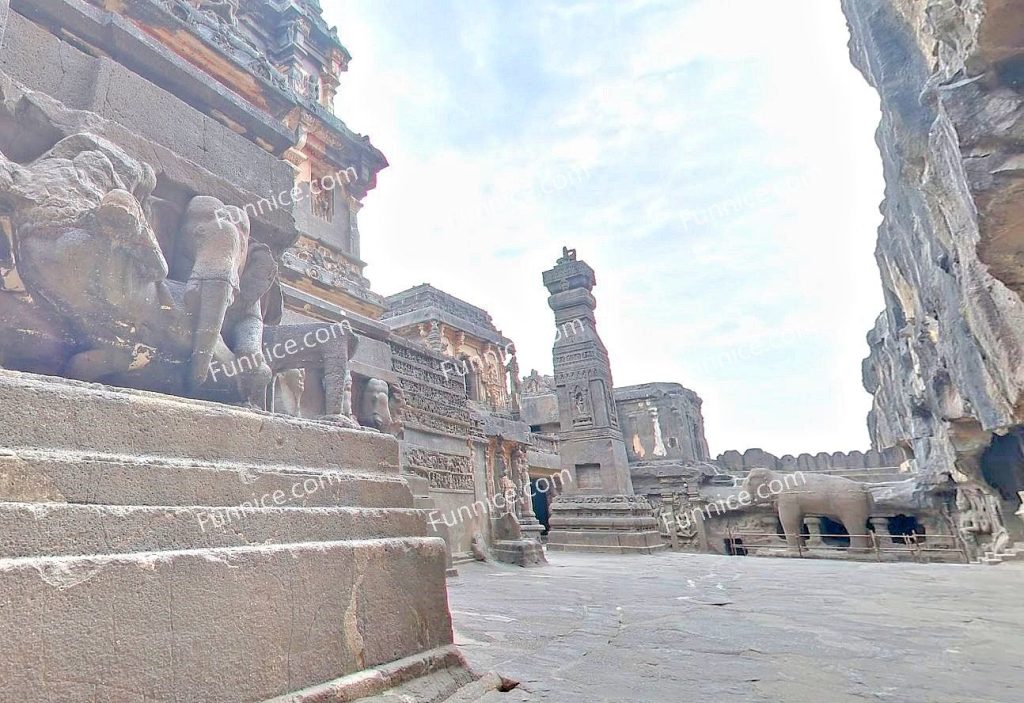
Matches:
[320,332,359,427]
[845,512,872,552]
[779,503,805,553]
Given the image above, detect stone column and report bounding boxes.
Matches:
[661,491,680,550]
[514,445,544,542]
[870,517,893,548]
[804,517,824,547]
[542,248,664,554]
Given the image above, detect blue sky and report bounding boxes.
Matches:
[324,0,885,457]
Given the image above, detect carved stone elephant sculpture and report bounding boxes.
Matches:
[0,133,274,404]
[741,468,874,552]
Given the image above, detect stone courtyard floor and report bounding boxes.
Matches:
[446,551,1024,703]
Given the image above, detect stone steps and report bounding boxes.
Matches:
[979,542,1024,565]
[0,538,455,703]
[0,448,413,509]
[0,371,472,701]
[0,371,400,473]
[0,502,429,558]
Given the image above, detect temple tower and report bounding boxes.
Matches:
[543,248,664,553]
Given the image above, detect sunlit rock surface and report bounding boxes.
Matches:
[844,0,1024,549]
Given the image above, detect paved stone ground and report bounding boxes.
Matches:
[447,551,1024,703]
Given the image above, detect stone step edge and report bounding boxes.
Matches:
[263,644,481,703]
[0,536,446,573]
[0,500,428,517]
[0,501,433,559]
[0,370,335,427]
[0,446,402,479]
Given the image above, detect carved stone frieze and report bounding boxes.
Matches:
[282,240,368,289]
[405,447,475,491]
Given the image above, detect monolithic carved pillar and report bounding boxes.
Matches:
[542,248,663,553]
[804,517,824,547]
[870,517,893,547]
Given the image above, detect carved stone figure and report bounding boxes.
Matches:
[388,384,407,438]
[1,136,165,376]
[176,195,270,398]
[521,369,554,396]
[956,484,1011,558]
[506,347,522,414]
[470,533,490,562]
[496,484,523,543]
[741,468,874,552]
[359,378,393,432]
[0,134,274,405]
[261,321,359,426]
[273,369,306,416]
[188,0,240,25]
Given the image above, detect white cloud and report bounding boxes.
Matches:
[324,0,885,457]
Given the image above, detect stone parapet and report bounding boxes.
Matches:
[546,495,666,554]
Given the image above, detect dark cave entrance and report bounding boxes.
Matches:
[531,478,551,535]
[724,538,748,556]
[888,514,925,544]
[819,517,851,548]
[774,518,810,543]
[979,430,1024,540]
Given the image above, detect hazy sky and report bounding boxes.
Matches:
[323,0,885,457]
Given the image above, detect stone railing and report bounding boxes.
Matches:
[530,432,560,455]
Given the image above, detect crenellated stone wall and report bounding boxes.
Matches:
[714,447,911,479]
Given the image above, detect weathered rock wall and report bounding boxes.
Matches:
[843,0,1024,549]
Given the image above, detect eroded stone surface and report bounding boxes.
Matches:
[842,0,1024,554]
[451,552,1024,702]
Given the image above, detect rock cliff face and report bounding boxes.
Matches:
[843,0,1024,552]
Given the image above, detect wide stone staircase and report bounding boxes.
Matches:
[0,370,478,702]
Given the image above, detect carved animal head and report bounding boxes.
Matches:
[360,378,393,431]
[46,134,157,203]
[95,189,168,283]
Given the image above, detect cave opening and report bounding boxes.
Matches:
[888,514,925,544]
[819,517,851,548]
[724,538,747,556]
[979,429,1024,540]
